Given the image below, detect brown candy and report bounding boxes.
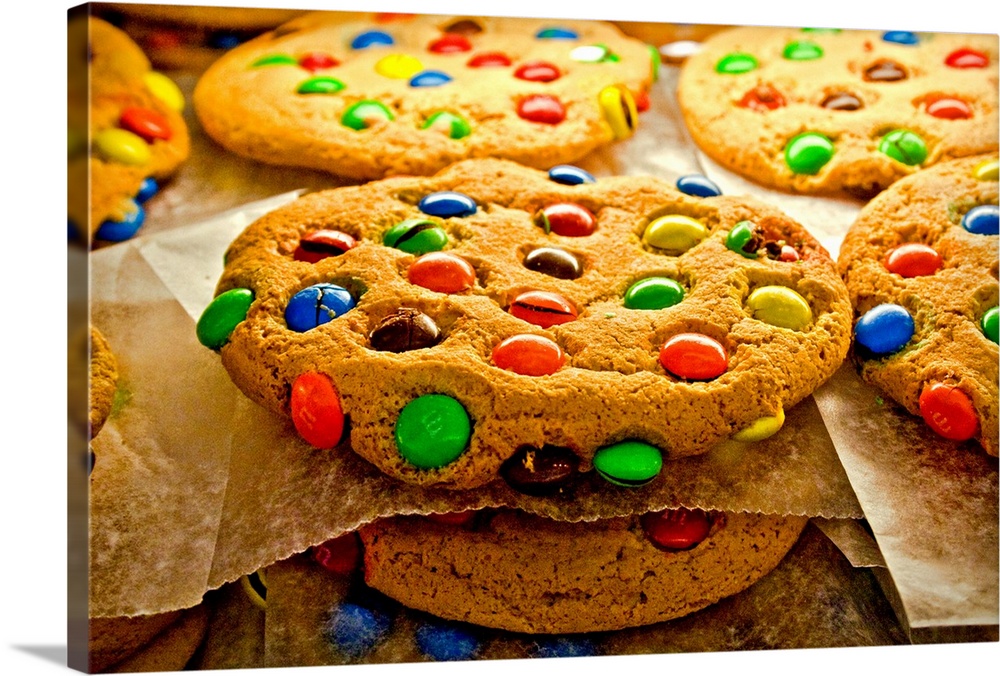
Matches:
[369,308,441,352]
[820,91,863,111]
[523,246,582,280]
[500,445,580,495]
[863,59,907,82]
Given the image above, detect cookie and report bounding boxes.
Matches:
[197,158,852,490]
[89,326,120,440]
[192,11,657,181]
[838,154,998,455]
[359,507,808,634]
[89,605,208,673]
[677,26,999,198]
[68,16,190,243]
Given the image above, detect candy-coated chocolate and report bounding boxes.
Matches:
[925,96,973,120]
[408,251,476,293]
[94,128,151,165]
[746,286,813,330]
[882,30,919,45]
[782,40,823,60]
[659,333,728,380]
[821,92,863,111]
[642,214,707,254]
[426,510,477,526]
[441,19,483,35]
[508,291,577,328]
[416,621,481,661]
[777,245,800,262]
[878,129,928,166]
[467,52,511,67]
[135,177,159,203]
[598,84,638,140]
[294,230,358,262]
[500,445,579,495]
[533,637,596,659]
[854,304,914,355]
[738,84,785,111]
[535,202,597,237]
[973,159,999,181]
[291,371,345,448]
[945,48,989,68]
[676,174,722,197]
[419,191,477,218]
[548,164,595,185]
[383,218,449,254]
[395,394,471,469]
[514,61,561,82]
[369,308,441,352]
[623,277,685,310]
[523,246,582,280]
[570,44,610,63]
[196,287,254,350]
[429,33,472,53]
[422,111,471,139]
[375,54,423,78]
[240,571,268,610]
[409,70,452,87]
[95,199,146,242]
[119,107,172,142]
[715,52,758,74]
[863,59,907,81]
[961,204,999,235]
[252,53,297,67]
[732,407,785,442]
[883,243,942,277]
[725,220,762,258]
[144,71,185,111]
[784,132,835,175]
[518,94,565,124]
[491,334,565,376]
[351,30,395,49]
[312,532,361,575]
[641,508,712,550]
[919,383,979,441]
[297,76,346,95]
[323,602,392,658]
[285,283,356,332]
[299,52,339,71]
[535,27,578,39]
[592,440,663,487]
[981,306,999,344]
[341,100,394,130]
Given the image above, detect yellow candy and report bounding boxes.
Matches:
[732,408,785,442]
[144,71,185,112]
[973,159,999,181]
[374,54,423,79]
[598,84,638,140]
[94,128,151,165]
[642,214,707,254]
[746,286,812,330]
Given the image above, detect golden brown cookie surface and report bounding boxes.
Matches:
[89,326,119,440]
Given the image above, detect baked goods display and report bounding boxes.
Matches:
[193,11,657,180]
[196,158,853,489]
[68,16,190,243]
[838,154,999,455]
[677,26,999,198]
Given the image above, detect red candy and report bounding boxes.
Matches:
[537,203,597,237]
[119,107,172,143]
[919,383,979,441]
[641,508,713,551]
[407,251,476,293]
[429,33,472,53]
[299,52,339,71]
[290,372,345,448]
[924,96,973,120]
[467,52,512,68]
[426,510,477,526]
[375,12,415,22]
[634,90,650,113]
[738,84,786,112]
[509,291,577,328]
[778,245,800,262]
[312,532,361,574]
[294,230,358,263]
[517,95,565,124]
[513,61,561,82]
[659,333,728,381]
[883,243,942,278]
[492,334,565,376]
[945,48,989,68]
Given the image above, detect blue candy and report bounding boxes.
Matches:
[418,191,477,218]
[351,30,394,49]
[135,177,159,203]
[285,284,356,332]
[548,164,596,185]
[961,204,999,236]
[532,636,597,658]
[854,303,915,355]
[676,174,722,198]
[68,219,80,241]
[95,199,145,242]
[322,602,392,658]
[414,620,481,661]
[536,27,578,39]
[409,70,453,88]
[882,31,919,45]
[208,31,243,49]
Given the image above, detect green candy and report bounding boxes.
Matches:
[878,129,928,166]
[197,288,254,350]
[725,220,760,258]
[982,306,999,344]
[623,277,685,310]
[341,100,394,130]
[593,440,663,487]
[251,54,297,67]
[422,111,471,139]
[296,76,345,95]
[782,40,823,60]
[383,218,449,255]
[715,52,758,74]
[784,132,835,175]
[648,44,661,81]
[801,27,841,34]
[395,394,471,469]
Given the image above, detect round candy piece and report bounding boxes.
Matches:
[94,128,151,165]
[784,132,835,175]
[441,19,483,35]
[422,111,471,139]
[623,277,685,310]
[407,252,476,293]
[341,100,394,130]
[410,70,453,87]
[919,383,979,441]
[323,602,392,658]
[659,333,728,380]
[592,440,663,487]
[925,96,973,120]
[961,204,999,235]
[285,283,356,332]
[739,84,786,111]
[196,287,254,350]
[879,129,928,166]
[395,394,471,469]
[973,159,999,181]
[536,27,577,39]
[821,92,863,111]
[297,76,345,95]
[299,52,339,71]
[598,84,638,140]
[240,571,268,610]
[209,32,243,49]
[351,30,394,49]
[426,510,477,526]
[854,304,914,355]
[882,30,919,45]
[864,59,907,81]
[500,445,579,495]
[291,371,345,448]
[119,106,172,142]
[676,174,722,198]
[945,48,989,68]
[642,214,708,254]
[312,532,361,575]
[429,33,472,53]
[252,53,297,67]
[467,51,512,67]
[135,177,159,203]
[782,40,823,60]
[294,230,358,262]
[415,621,481,661]
[514,61,561,82]
[725,220,763,258]
[508,291,577,328]
[518,94,565,125]
[536,202,596,237]
[383,218,448,254]
[374,54,423,78]
[641,508,712,551]
[746,286,813,330]
[523,246,582,280]
[95,199,145,242]
[144,71,185,111]
[981,306,999,344]
[883,243,942,277]
[491,334,564,376]
[715,52,758,74]
[419,191,477,217]
[548,164,595,185]
[369,308,441,352]
[732,408,785,442]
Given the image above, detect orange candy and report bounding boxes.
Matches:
[659,333,728,381]
[290,372,345,448]
[426,510,477,526]
[312,532,361,574]
[884,243,942,278]
[407,252,476,293]
[119,106,172,143]
[918,383,979,441]
[492,334,565,376]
